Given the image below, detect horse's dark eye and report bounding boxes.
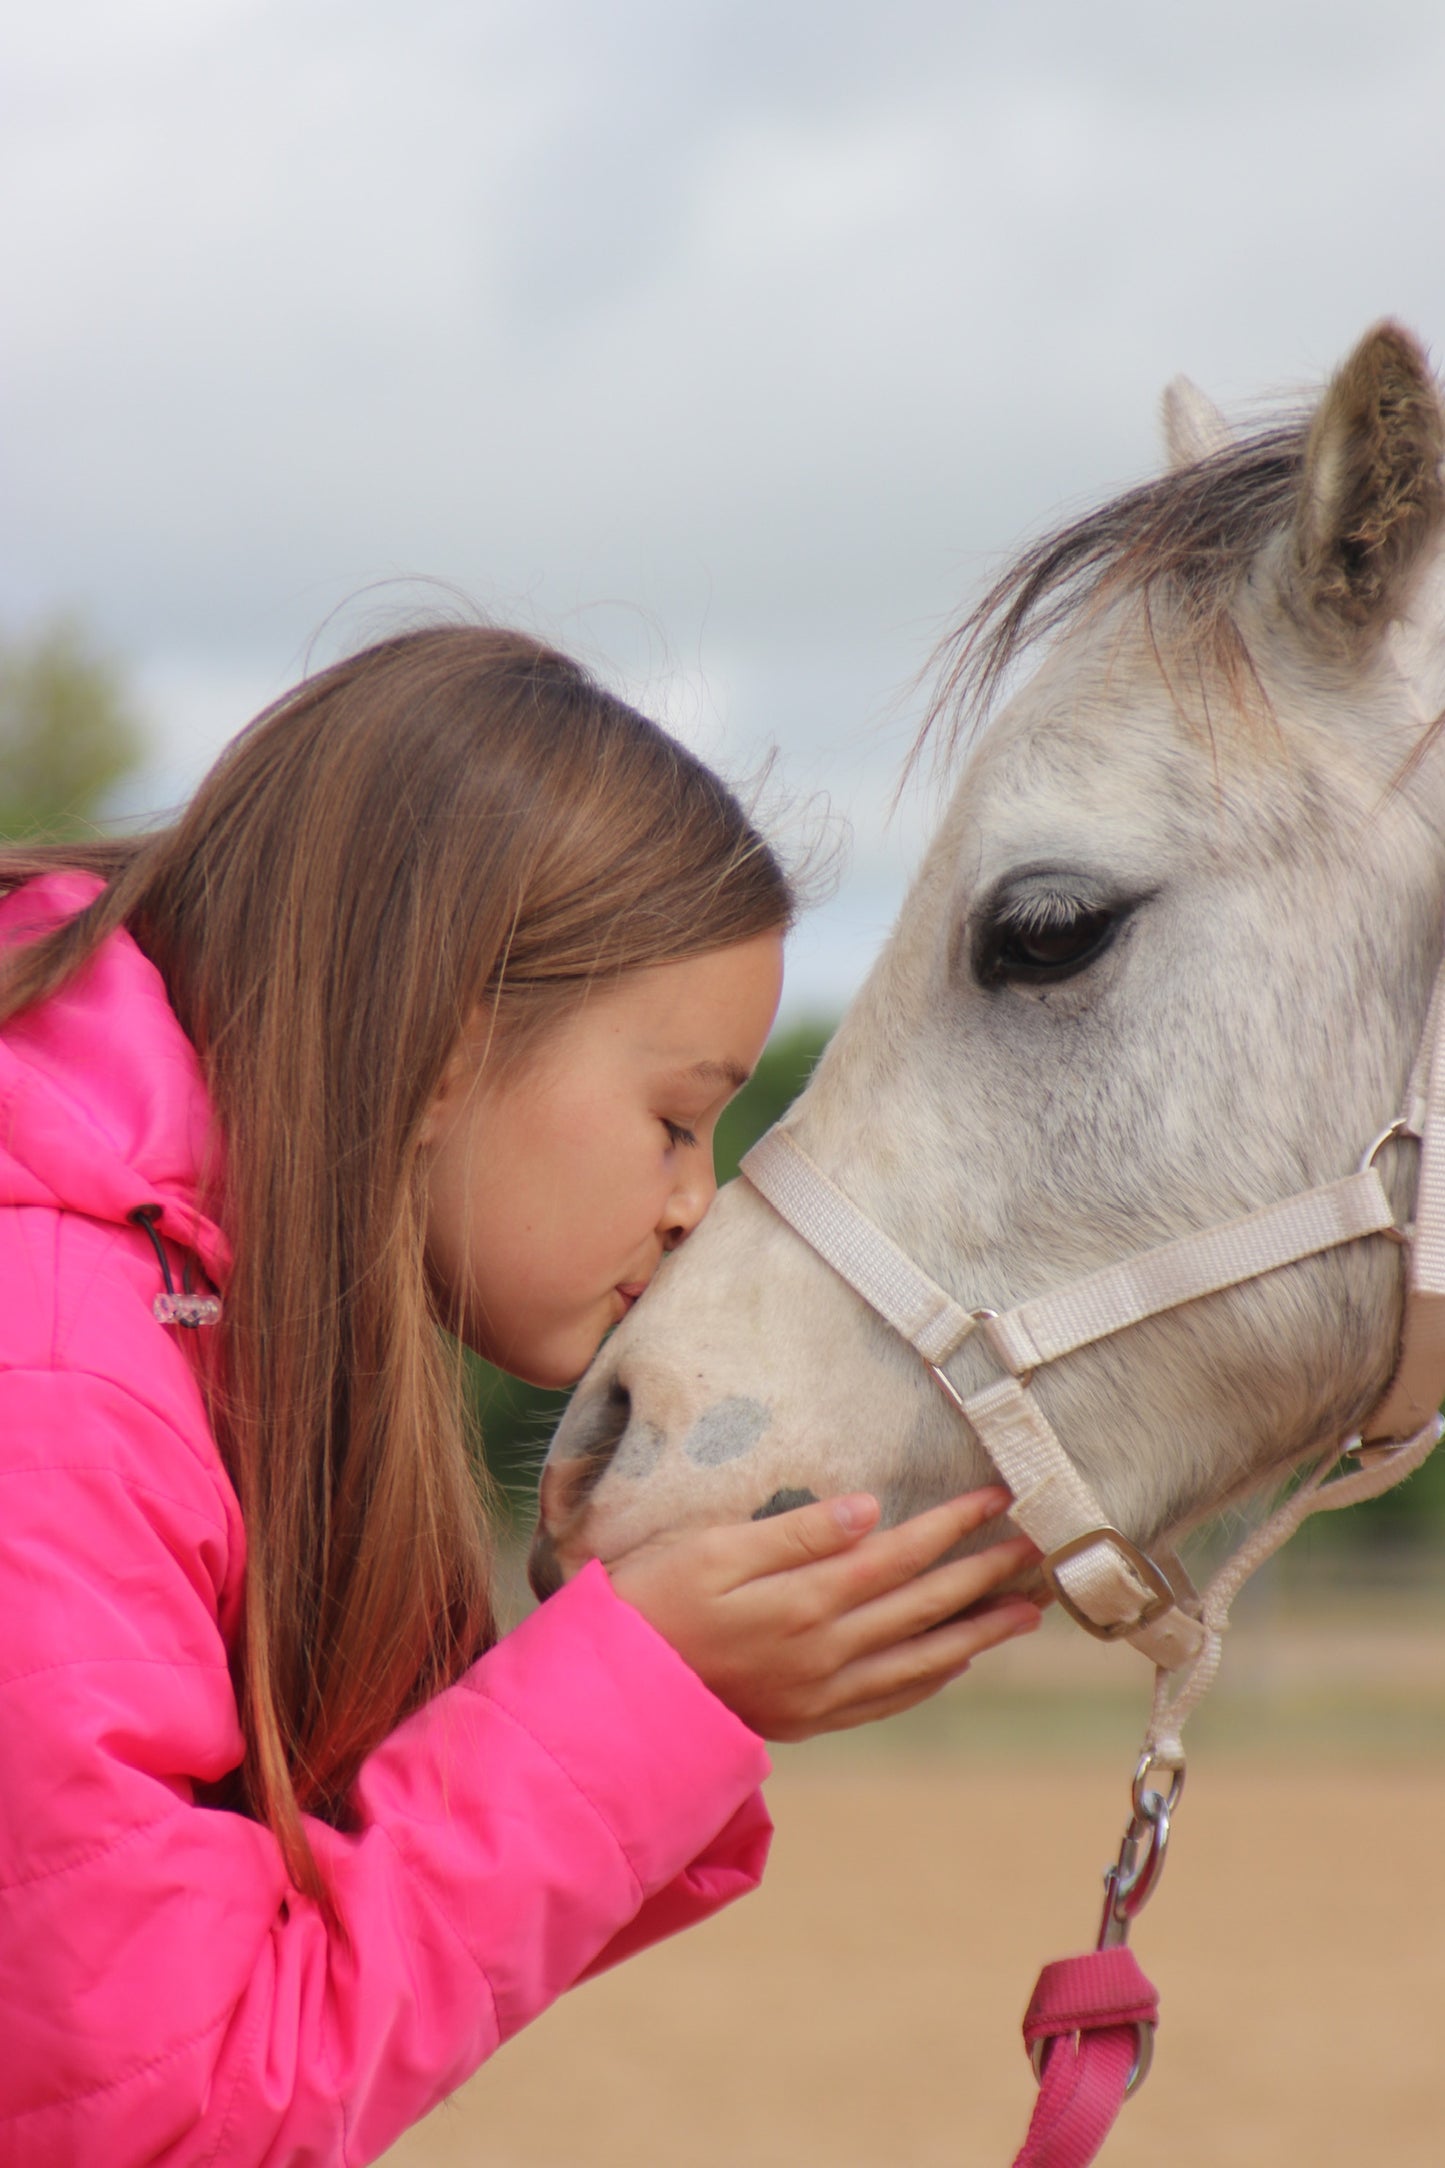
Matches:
[976,900,1121,986]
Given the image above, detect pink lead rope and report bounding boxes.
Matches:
[1012,1949,1158,2168]
[1008,1759,1173,2167]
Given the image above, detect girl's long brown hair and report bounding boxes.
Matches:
[0,627,792,1905]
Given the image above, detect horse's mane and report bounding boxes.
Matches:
[918,416,1312,766]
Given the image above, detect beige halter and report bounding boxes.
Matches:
[741,947,1445,1759]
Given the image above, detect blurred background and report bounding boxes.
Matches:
[4,4,1444,2160]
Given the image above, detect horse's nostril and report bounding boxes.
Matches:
[528,1527,564,1602]
[552,1380,632,1506]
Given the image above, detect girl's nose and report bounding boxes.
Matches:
[662,1161,717,1249]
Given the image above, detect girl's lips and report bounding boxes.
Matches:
[616,1281,647,1309]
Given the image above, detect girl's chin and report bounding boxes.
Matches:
[516,1321,617,1393]
[464,1304,616,1391]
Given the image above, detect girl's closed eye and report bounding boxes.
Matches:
[662,1118,699,1149]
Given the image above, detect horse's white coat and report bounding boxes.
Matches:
[538,328,1445,1578]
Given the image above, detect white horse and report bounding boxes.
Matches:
[532,321,1445,1600]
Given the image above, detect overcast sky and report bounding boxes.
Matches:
[5,0,1445,1012]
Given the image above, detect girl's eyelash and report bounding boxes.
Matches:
[663,1120,698,1149]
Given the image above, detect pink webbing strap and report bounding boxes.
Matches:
[1012,1949,1159,2168]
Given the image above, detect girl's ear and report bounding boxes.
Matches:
[419,1034,480,1152]
[1289,320,1445,647]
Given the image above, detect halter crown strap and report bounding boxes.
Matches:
[971,1173,1393,1376]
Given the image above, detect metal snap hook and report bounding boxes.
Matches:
[1095,1752,1184,1951]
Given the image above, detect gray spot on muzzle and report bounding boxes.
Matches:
[683,1395,770,1466]
[752,1486,818,1520]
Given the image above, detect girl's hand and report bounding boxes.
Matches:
[604,1486,1041,1741]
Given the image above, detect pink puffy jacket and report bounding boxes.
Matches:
[0,873,772,2167]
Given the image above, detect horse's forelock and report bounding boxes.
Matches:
[914,418,1312,773]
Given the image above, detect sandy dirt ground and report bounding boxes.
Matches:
[381,1599,1445,2168]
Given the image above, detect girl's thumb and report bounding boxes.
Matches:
[756,1492,880,1565]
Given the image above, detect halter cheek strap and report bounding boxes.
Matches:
[739,937,1445,1688]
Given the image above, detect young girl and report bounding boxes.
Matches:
[0,627,1039,2167]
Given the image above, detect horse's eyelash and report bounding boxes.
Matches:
[998,889,1093,936]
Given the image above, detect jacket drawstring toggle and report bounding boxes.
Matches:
[127,1204,223,1328]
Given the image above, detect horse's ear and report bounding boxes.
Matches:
[1290,320,1445,642]
[1161,376,1231,469]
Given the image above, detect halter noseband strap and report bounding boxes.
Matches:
[740,944,1445,1679]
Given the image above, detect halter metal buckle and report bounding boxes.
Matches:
[1040,1527,1177,1641]
[1359,1118,1418,1244]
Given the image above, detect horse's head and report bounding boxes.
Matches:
[533,321,1445,1592]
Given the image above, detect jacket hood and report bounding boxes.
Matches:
[0,871,231,1286]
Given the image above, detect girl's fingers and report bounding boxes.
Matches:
[815,1486,1020,1608]
[782,1674,961,1738]
[779,1491,1018,1630]
[697,1483,1014,1599]
[831,1534,1041,1661]
[710,1491,883,1589]
[811,1597,1041,1722]
[610,1485,1037,1742]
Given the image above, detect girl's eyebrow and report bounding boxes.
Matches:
[676,1058,751,1093]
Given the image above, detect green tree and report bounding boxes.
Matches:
[471,1017,835,1518]
[713,1018,832,1185]
[0,617,143,840]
